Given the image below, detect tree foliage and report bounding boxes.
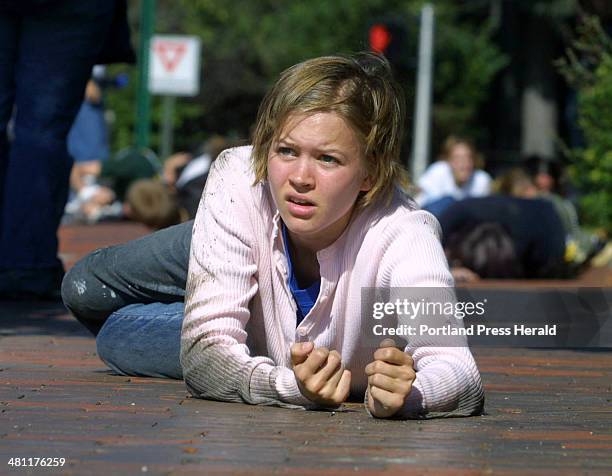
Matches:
[557,15,612,233]
[105,0,507,161]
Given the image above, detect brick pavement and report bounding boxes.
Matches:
[0,222,609,474]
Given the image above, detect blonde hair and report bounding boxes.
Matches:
[440,135,484,169]
[251,52,409,208]
[496,168,535,196]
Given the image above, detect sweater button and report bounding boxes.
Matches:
[296,328,309,343]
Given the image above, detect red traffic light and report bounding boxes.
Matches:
[369,24,392,54]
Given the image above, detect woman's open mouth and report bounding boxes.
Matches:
[286,195,316,218]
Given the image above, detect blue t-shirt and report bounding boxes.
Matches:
[281,224,320,325]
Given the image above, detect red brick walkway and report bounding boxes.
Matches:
[0,222,609,474]
[58,222,151,270]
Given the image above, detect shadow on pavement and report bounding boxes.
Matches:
[0,300,89,337]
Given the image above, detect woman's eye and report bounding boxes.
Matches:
[320,155,338,164]
[278,147,294,156]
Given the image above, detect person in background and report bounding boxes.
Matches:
[65,142,164,225]
[67,66,111,193]
[523,155,600,267]
[123,179,184,230]
[63,66,114,224]
[67,65,129,197]
[445,222,525,283]
[440,169,566,282]
[164,136,243,220]
[416,135,492,216]
[123,136,243,230]
[0,0,134,299]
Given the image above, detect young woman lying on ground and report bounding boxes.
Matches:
[62,52,484,419]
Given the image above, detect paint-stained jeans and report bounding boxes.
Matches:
[61,220,194,379]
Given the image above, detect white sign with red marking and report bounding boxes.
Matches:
[149,35,201,96]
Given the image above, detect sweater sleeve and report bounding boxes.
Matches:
[373,210,485,419]
[179,149,311,408]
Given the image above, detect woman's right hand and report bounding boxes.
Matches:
[290,342,351,407]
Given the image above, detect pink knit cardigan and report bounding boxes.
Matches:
[181,146,484,418]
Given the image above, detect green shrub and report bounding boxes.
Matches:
[105,1,507,166]
[557,15,612,234]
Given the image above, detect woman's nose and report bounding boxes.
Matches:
[288,157,315,190]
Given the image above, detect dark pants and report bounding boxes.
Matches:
[0,1,115,292]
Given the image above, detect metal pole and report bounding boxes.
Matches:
[410,3,435,180]
[160,95,175,160]
[135,0,156,150]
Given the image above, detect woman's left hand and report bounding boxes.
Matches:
[365,338,416,418]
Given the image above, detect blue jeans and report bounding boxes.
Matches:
[97,302,184,379]
[68,100,110,164]
[62,221,194,379]
[0,1,115,280]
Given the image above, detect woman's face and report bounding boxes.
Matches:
[448,143,475,186]
[267,112,372,252]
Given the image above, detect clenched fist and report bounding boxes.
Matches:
[290,341,351,407]
[365,338,416,418]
